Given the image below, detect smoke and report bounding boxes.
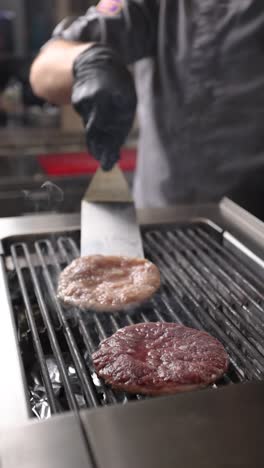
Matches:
[22,181,64,213]
[41,181,64,210]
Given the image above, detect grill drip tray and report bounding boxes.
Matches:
[4,222,264,418]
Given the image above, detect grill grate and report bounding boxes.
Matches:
[6,222,264,417]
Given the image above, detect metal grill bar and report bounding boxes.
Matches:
[8,222,264,417]
[195,227,264,303]
[12,243,79,413]
[173,231,264,348]
[35,240,99,408]
[11,245,58,415]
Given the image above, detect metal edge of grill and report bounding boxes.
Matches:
[1,197,264,429]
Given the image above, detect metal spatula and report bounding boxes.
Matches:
[81,165,144,258]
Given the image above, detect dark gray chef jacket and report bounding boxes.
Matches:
[52,0,264,208]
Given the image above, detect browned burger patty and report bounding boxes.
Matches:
[92,322,229,395]
[57,255,160,311]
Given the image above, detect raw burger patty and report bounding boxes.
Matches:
[92,322,229,395]
[57,256,160,311]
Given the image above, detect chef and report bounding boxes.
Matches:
[30,0,264,216]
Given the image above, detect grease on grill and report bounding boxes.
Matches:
[6,223,264,419]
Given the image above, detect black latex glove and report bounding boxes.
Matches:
[72,44,137,171]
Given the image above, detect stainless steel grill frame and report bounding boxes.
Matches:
[2,198,264,430]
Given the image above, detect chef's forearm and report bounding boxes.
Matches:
[30,39,92,105]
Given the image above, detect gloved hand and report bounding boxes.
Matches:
[72,44,137,171]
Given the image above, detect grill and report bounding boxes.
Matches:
[4,219,264,419]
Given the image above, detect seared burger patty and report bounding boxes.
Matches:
[57,255,160,311]
[93,322,229,395]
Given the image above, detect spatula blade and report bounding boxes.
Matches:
[81,166,144,258]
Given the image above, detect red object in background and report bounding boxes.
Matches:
[38,149,137,176]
